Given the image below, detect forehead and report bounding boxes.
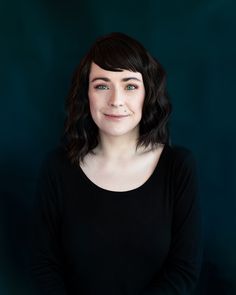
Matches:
[89,62,143,81]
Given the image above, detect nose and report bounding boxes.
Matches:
[108,88,124,107]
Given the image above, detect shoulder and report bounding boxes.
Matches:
[167,144,198,190]
[39,144,69,176]
[165,144,198,184]
[167,144,196,167]
[169,144,194,158]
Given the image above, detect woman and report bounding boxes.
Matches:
[31,32,203,295]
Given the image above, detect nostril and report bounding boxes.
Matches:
[110,103,123,107]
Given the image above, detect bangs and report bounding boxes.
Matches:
[63,32,171,165]
[90,36,145,73]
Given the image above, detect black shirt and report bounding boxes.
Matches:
[31,144,203,295]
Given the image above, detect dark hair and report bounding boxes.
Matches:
[61,32,172,167]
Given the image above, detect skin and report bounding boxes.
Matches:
[80,62,164,191]
[88,62,145,158]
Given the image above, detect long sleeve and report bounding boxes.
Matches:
[30,153,67,295]
[142,149,203,295]
[30,145,203,295]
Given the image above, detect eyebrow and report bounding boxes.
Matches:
[90,77,142,83]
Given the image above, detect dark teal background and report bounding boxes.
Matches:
[1,1,235,294]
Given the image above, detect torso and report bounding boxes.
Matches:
[79,144,165,192]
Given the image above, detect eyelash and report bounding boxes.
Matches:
[126,84,138,90]
[94,85,109,90]
[94,84,138,90]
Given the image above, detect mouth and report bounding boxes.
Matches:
[104,114,130,118]
[103,113,130,121]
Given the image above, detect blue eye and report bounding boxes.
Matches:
[126,84,137,90]
[95,85,109,90]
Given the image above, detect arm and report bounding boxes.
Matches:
[30,152,67,295]
[142,149,203,295]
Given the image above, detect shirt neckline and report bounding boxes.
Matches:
[77,144,169,194]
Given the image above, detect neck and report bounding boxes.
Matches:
[94,130,143,161]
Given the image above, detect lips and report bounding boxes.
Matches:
[104,114,129,118]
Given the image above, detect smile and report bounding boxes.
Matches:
[104,114,130,120]
[105,114,129,117]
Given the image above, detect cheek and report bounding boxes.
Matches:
[89,102,98,122]
[88,92,98,111]
[133,94,145,112]
[88,95,103,124]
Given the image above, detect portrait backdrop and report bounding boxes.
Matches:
[1,0,235,294]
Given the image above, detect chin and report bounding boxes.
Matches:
[101,126,139,137]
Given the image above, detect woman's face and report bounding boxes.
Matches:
[88,62,145,138]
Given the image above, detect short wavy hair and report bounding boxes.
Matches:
[61,32,172,167]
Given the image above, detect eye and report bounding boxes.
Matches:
[126,84,138,90]
[94,84,110,90]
